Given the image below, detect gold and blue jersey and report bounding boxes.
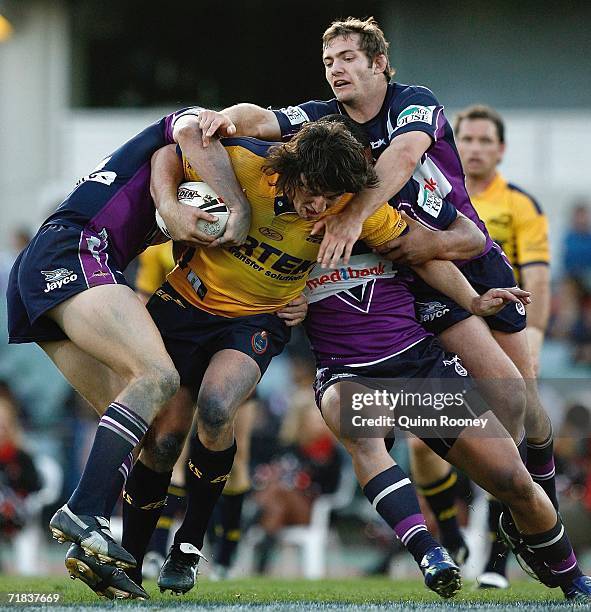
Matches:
[470,173,549,279]
[167,137,406,317]
[136,242,175,295]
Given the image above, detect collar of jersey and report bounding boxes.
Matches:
[480,172,506,200]
[274,195,297,216]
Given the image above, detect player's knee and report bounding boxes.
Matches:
[140,364,180,406]
[150,432,186,471]
[488,463,535,507]
[155,365,181,402]
[486,378,526,438]
[141,425,187,472]
[342,437,386,460]
[198,391,232,434]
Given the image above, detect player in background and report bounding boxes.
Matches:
[6,107,252,598]
[455,104,550,589]
[135,244,257,580]
[455,105,550,373]
[195,17,567,587]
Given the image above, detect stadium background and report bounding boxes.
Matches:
[1,0,591,598]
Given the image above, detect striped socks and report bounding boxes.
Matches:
[68,402,148,517]
[527,435,559,509]
[363,465,440,565]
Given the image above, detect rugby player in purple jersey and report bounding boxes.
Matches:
[193,16,589,600]
[5,107,254,597]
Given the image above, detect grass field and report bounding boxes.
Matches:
[0,576,577,611]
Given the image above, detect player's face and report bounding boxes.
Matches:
[323,35,381,105]
[291,184,343,220]
[456,119,505,180]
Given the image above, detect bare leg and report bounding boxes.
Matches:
[409,436,451,483]
[439,316,526,440]
[46,285,179,422]
[39,339,124,414]
[444,414,555,535]
[492,329,551,443]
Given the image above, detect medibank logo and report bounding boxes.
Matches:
[306,263,386,291]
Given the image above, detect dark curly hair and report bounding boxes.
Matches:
[262,120,378,198]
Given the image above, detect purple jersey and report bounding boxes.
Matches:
[44,108,198,270]
[273,83,493,258]
[304,254,429,367]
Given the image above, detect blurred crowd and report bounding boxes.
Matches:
[1,199,591,575]
[547,201,591,367]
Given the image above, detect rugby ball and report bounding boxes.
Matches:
[155,181,229,239]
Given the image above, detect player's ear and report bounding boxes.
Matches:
[373,54,387,75]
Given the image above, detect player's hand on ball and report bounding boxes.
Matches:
[208,207,251,248]
[157,197,218,246]
[198,111,236,147]
[276,293,308,326]
[472,287,531,317]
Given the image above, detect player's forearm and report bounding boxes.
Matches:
[345,134,431,224]
[222,104,281,140]
[431,215,486,261]
[521,264,551,332]
[174,119,249,215]
[412,260,479,314]
[150,145,184,213]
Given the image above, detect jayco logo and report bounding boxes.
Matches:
[418,301,450,322]
[42,268,78,293]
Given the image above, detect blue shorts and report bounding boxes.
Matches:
[146,283,291,392]
[7,223,127,344]
[314,337,488,458]
[413,247,527,335]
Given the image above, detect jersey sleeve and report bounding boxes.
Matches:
[388,86,446,143]
[395,180,458,230]
[511,190,550,267]
[163,107,204,144]
[272,100,334,139]
[360,205,407,247]
[136,244,174,295]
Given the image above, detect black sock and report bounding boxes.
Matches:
[522,517,582,590]
[418,470,464,551]
[364,465,440,566]
[121,461,172,583]
[483,498,509,575]
[147,483,187,558]
[256,533,277,574]
[527,435,559,510]
[102,452,134,517]
[173,435,236,549]
[69,403,148,516]
[214,490,247,568]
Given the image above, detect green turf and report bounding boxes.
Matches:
[0,575,567,609]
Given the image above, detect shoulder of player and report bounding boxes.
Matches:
[391,83,439,104]
[506,181,544,215]
[220,136,279,158]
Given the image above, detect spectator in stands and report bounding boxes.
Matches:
[554,403,591,551]
[563,202,591,283]
[252,364,340,574]
[0,395,41,540]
